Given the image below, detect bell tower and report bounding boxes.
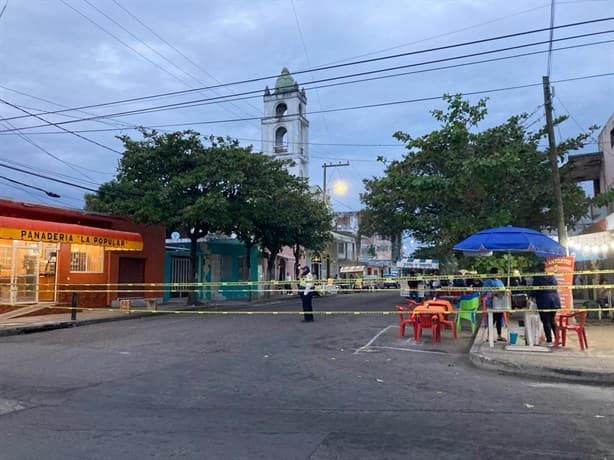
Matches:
[261,68,309,178]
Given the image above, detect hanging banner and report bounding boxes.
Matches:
[545,255,575,311]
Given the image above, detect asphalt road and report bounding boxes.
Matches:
[0,291,612,459]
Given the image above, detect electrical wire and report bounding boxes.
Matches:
[1,16,611,125]
[80,0,259,120]
[109,0,262,117]
[2,30,612,133]
[0,97,122,154]
[0,162,99,192]
[0,175,60,197]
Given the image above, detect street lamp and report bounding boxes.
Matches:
[322,161,349,206]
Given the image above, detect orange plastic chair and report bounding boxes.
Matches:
[396,305,417,338]
[422,300,457,339]
[413,311,442,343]
[556,311,588,350]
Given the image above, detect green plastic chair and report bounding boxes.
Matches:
[456,294,480,333]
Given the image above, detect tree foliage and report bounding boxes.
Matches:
[85,129,332,302]
[361,94,595,264]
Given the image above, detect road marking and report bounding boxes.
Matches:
[354,325,394,354]
[369,345,447,355]
[0,398,26,416]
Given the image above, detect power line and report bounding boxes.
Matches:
[0,97,122,154]
[0,161,99,192]
[1,16,611,125]
[59,0,195,89]
[0,83,135,129]
[547,0,557,76]
[80,0,259,120]
[0,175,60,197]
[0,119,96,179]
[2,29,612,133]
[2,70,612,138]
[109,0,262,117]
[554,94,600,144]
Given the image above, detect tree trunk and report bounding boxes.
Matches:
[245,241,254,302]
[293,244,302,279]
[266,252,277,298]
[187,233,200,306]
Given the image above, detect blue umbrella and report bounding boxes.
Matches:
[453,226,566,258]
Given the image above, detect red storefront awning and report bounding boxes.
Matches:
[0,216,143,251]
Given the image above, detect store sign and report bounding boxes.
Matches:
[0,228,142,250]
[545,255,575,311]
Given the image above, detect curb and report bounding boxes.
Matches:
[469,328,614,385]
[0,296,296,338]
[0,311,158,337]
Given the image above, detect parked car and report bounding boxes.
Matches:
[362,275,382,290]
[383,275,400,289]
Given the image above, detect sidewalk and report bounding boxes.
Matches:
[1,301,613,384]
[469,319,614,384]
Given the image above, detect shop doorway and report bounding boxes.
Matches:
[118,257,145,298]
[169,255,190,298]
[0,241,57,305]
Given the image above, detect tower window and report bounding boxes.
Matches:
[275,127,288,153]
[276,103,288,117]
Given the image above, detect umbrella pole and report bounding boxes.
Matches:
[507,251,511,286]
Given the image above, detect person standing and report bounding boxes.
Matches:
[284,272,292,295]
[531,261,561,347]
[299,265,314,322]
[484,267,506,342]
[596,278,611,318]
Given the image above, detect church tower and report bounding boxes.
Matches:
[261,68,309,178]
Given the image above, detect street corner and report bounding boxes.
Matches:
[354,323,476,355]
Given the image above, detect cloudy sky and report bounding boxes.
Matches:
[0,0,612,214]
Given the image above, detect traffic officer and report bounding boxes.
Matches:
[298,265,314,322]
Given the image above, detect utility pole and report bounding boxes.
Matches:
[542,75,568,247]
[321,161,349,280]
[322,161,349,206]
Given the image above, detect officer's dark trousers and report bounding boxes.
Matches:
[300,292,314,321]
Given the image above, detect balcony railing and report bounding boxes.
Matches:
[274,144,288,154]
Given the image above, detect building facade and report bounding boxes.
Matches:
[0,198,164,307]
[261,68,309,179]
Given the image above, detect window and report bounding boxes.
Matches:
[70,244,104,273]
[276,103,287,117]
[610,127,614,148]
[275,126,288,153]
[338,243,346,257]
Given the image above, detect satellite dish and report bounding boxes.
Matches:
[171,231,180,240]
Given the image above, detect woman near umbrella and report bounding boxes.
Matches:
[530,261,561,347]
[484,267,506,342]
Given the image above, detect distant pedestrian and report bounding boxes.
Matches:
[596,278,610,318]
[298,265,314,322]
[484,267,506,342]
[531,261,561,347]
[284,272,292,295]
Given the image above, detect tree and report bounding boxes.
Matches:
[361,94,596,265]
[85,130,246,305]
[221,150,315,300]
[86,129,334,303]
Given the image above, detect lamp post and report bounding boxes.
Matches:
[322,161,349,206]
[321,161,349,280]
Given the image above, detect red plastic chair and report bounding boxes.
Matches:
[556,311,588,350]
[422,300,457,339]
[396,306,417,338]
[413,311,442,343]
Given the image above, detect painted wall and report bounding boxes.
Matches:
[0,198,165,307]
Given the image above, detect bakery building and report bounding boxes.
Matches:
[0,198,165,307]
